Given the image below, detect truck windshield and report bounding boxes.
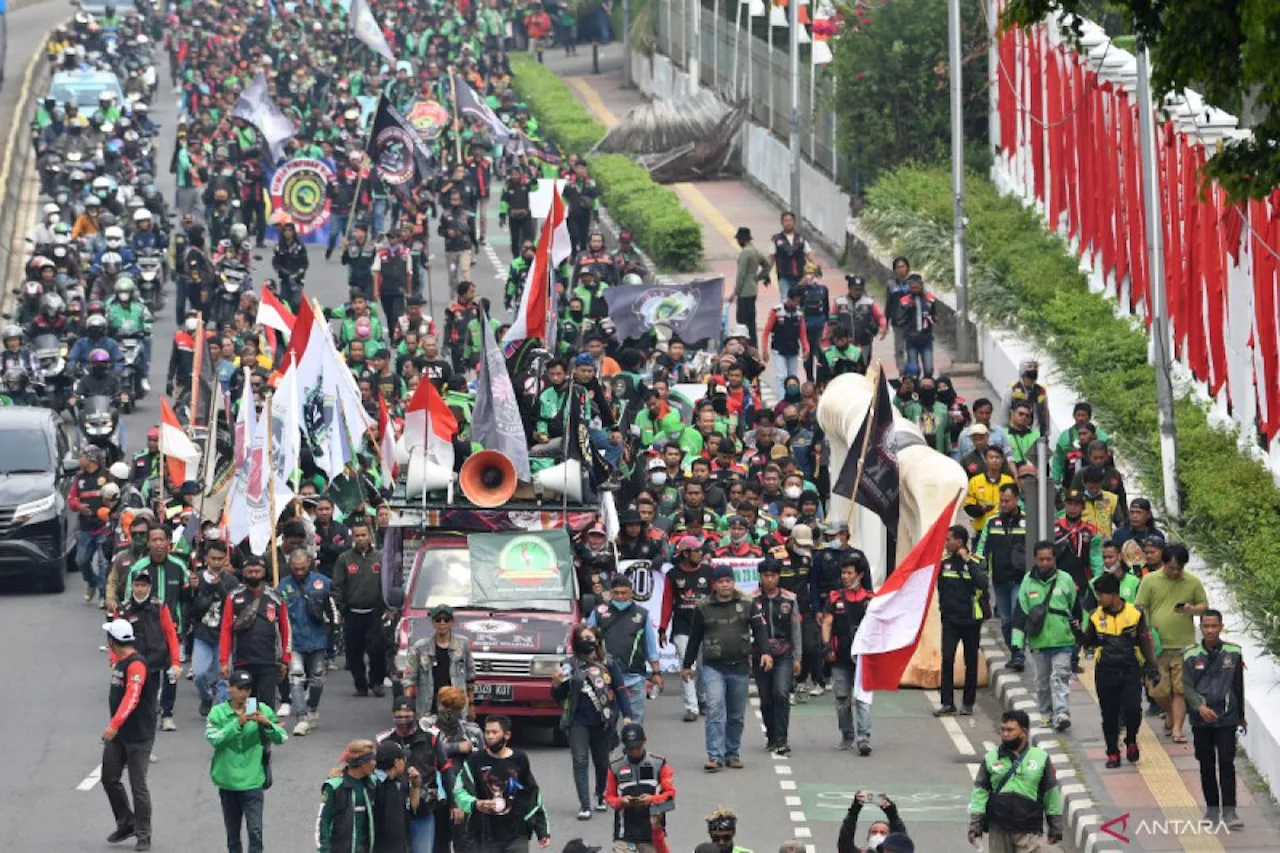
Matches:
[408,536,575,615]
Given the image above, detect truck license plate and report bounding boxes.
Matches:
[473,683,514,702]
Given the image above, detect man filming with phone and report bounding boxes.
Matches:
[604,723,676,853]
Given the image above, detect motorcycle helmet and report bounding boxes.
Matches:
[109,461,129,480]
[99,89,116,106]
[93,176,114,199]
[99,251,123,275]
[53,223,72,244]
[98,212,117,229]
[103,227,125,250]
[43,202,61,221]
[22,281,42,302]
[69,169,87,186]
[621,273,643,287]
[41,293,65,317]
[230,223,248,244]
[89,348,110,372]
[86,315,108,339]
[2,325,22,347]
[114,277,137,302]
[101,482,121,503]
[86,300,106,317]
[126,195,146,212]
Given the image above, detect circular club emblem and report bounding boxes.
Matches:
[373,125,416,185]
[406,99,450,142]
[269,158,335,236]
[496,534,561,587]
[634,288,698,329]
[464,619,519,635]
[624,560,656,602]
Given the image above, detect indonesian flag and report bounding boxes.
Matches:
[502,185,571,351]
[159,397,201,488]
[378,396,398,485]
[256,284,295,337]
[851,494,961,700]
[404,377,458,472]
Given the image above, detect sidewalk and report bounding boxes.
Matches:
[548,44,1280,852]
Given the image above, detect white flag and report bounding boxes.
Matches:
[349,0,396,64]
[230,71,295,162]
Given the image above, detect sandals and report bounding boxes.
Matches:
[1171,734,1188,744]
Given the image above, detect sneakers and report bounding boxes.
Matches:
[933,705,957,716]
[703,759,723,772]
[1009,659,1025,673]
[85,588,95,603]
[960,705,974,716]
[135,839,151,852]
[277,702,293,718]
[371,684,387,698]
[857,741,873,757]
[808,682,826,697]
[773,742,791,756]
[594,797,608,812]
[1126,743,1140,764]
[837,738,855,751]
[140,378,151,393]
[353,688,369,697]
[1105,752,1122,769]
[106,826,135,844]
[160,716,176,732]
[683,709,698,722]
[198,700,212,718]
[576,808,591,821]
[788,692,799,706]
[1223,808,1244,830]
[1054,717,1072,733]
[294,716,314,736]
[726,758,744,769]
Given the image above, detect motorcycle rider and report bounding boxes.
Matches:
[271,222,309,311]
[1,326,42,389]
[68,314,123,373]
[26,293,70,342]
[1,369,40,406]
[106,277,152,392]
[129,208,165,256]
[212,222,252,268]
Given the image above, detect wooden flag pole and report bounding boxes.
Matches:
[187,312,204,435]
[265,390,279,584]
[448,67,463,164]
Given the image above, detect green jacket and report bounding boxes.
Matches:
[536,385,569,438]
[1007,427,1041,466]
[635,408,684,447]
[205,701,287,791]
[1051,424,1111,483]
[969,744,1063,836]
[317,773,376,853]
[1011,569,1077,651]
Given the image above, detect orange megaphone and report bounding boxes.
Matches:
[459,450,518,508]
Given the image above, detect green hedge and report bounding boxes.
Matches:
[510,56,703,272]
[862,165,1280,655]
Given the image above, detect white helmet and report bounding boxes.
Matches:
[104,226,125,248]
[132,208,152,223]
[43,202,61,218]
[109,461,130,480]
[230,223,248,243]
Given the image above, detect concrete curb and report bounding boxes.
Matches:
[980,623,1126,853]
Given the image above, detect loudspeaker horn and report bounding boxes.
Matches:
[405,453,454,497]
[532,458,584,502]
[460,450,519,508]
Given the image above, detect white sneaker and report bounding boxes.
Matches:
[293,717,312,736]
[141,378,151,393]
[277,702,292,718]
[160,716,176,732]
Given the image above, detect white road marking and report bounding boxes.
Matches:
[482,242,504,275]
[779,779,797,790]
[794,828,812,839]
[785,795,802,806]
[968,763,981,780]
[940,716,976,755]
[774,764,792,775]
[789,811,807,822]
[77,764,102,791]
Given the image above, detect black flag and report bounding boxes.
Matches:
[833,368,901,529]
[366,97,435,192]
[565,384,613,492]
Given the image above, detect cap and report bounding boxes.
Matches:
[1063,489,1085,504]
[586,523,607,536]
[824,520,849,536]
[102,618,135,643]
[228,670,254,689]
[376,740,406,769]
[727,515,748,528]
[711,564,734,582]
[573,352,595,367]
[179,481,199,495]
[734,226,752,241]
[430,604,454,620]
[647,457,666,471]
[1131,497,1153,512]
[132,568,152,583]
[969,423,989,436]
[619,508,642,525]
[392,696,415,713]
[791,523,815,547]
[676,535,703,552]
[1142,532,1167,548]
[619,722,646,746]
[881,833,915,853]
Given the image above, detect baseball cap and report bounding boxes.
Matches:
[1063,489,1085,504]
[676,535,703,552]
[727,515,748,528]
[710,564,734,582]
[1131,497,1153,512]
[881,833,915,853]
[647,457,666,471]
[824,521,849,536]
[969,423,989,436]
[791,523,815,547]
[102,618,135,643]
[132,568,152,583]
[573,352,594,367]
[619,722,645,746]
[228,670,254,689]
[430,604,454,621]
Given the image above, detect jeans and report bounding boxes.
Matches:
[830,662,873,743]
[772,352,802,400]
[891,326,907,372]
[940,621,982,709]
[193,637,227,706]
[102,738,153,841]
[778,276,797,302]
[1032,646,1073,722]
[701,663,748,762]
[372,198,391,236]
[905,338,935,377]
[289,649,328,714]
[345,609,387,693]
[1071,587,1096,670]
[595,5,612,43]
[1193,726,1238,808]
[76,529,108,595]
[238,663,279,709]
[219,787,265,853]
[589,426,623,468]
[568,723,611,808]
[755,654,794,744]
[620,674,647,726]
[327,214,349,255]
[993,581,1024,664]
[1097,668,1143,753]
[381,293,405,333]
[409,812,436,853]
[671,633,703,713]
[151,669,177,718]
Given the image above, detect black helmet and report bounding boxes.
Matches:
[619,723,646,748]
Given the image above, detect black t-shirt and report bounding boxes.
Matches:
[431,644,451,714]
[824,588,869,664]
[467,751,535,841]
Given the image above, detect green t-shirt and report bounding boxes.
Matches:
[1134,569,1207,650]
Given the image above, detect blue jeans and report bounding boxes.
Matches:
[672,633,704,714]
[773,352,802,399]
[595,5,612,43]
[589,427,623,468]
[192,637,227,706]
[830,662,873,743]
[620,674,647,726]
[993,581,1024,664]
[408,813,436,853]
[701,663,749,762]
[76,529,108,594]
[905,338,934,377]
[372,198,391,236]
[1033,646,1074,722]
[327,214,349,254]
[778,276,797,302]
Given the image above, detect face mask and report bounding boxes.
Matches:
[780,516,797,531]
[574,641,597,656]
[867,834,887,850]
[613,599,633,610]
[437,708,461,728]
[939,388,956,405]
[730,533,748,546]
[132,592,148,603]
[487,736,509,753]
[1001,736,1024,752]
[1025,370,1039,382]
[650,472,667,487]
[918,389,937,405]
[569,309,583,322]
[784,417,799,430]
[394,719,417,734]
[785,386,800,399]
[131,533,148,551]
[784,485,802,500]
[244,575,263,588]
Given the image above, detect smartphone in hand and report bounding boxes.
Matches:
[246,698,258,715]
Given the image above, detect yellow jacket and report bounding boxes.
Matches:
[1080,490,1120,538]
[965,473,1015,532]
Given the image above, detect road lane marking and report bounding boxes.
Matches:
[565,77,618,128]
[939,716,976,755]
[77,764,102,791]
[785,795,802,806]
[774,764,792,775]
[779,779,796,790]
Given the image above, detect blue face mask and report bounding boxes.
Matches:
[613,598,633,610]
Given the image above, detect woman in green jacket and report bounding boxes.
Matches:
[205,670,288,853]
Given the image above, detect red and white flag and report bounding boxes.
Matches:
[378,396,398,484]
[404,377,458,472]
[159,397,201,487]
[851,494,961,700]
[502,185,571,351]
[256,284,296,337]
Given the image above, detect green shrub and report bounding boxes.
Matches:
[863,165,1280,653]
[510,57,703,271]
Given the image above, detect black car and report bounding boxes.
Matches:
[0,407,78,593]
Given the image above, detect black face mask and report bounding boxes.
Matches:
[569,310,583,322]
[784,417,800,430]
[487,736,509,754]
[1025,371,1039,383]
[918,389,937,405]
[244,575,263,588]
[574,641,597,656]
[131,534,148,552]
[938,388,956,405]
[1001,736,1024,752]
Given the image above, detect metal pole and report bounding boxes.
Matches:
[732,0,742,101]
[1036,437,1050,543]
[947,0,973,363]
[767,11,774,127]
[623,0,632,86]
[808,47,816,167]
[689,0,701,92]
[1136,44,1181,518]
[748,10,754,108]
[713,0,720,88]
[787,0,801,216]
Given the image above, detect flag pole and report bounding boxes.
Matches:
[845,362,883,534]
[187,313,204,434]
[447,67,463,165]
[265,390,279,584]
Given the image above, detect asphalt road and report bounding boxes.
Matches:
[0,20,1013,853]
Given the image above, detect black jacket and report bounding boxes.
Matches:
[938,554,989,627]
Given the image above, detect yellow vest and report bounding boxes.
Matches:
[1089,602,1146,666]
